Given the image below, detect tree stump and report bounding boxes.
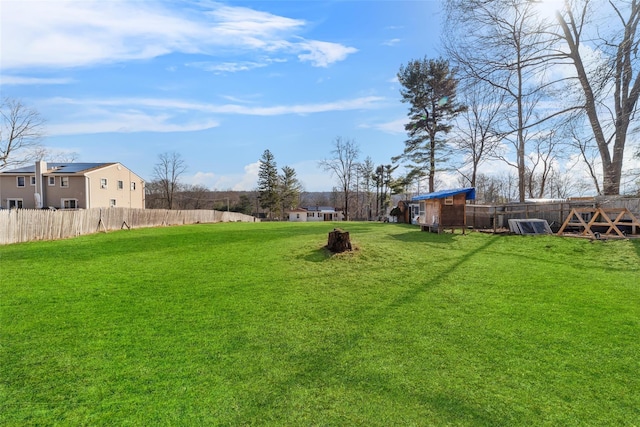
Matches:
[327,228,352,253]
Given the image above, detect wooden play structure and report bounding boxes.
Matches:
[557,207,640,238]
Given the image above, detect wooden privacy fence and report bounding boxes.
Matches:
[0,208,258,245]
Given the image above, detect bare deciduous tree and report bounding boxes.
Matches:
[453,82,504,189]
[555,0,640,195]
[444,0,575,201]
[1,97,45,170]
[319,137,359,220]
[358,157,376,220]
[526,129,563,199]
[153,151,187,210]
[566,116,602,195]
[180,184,211,210]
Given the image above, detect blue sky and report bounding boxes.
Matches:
[1,0,446,192]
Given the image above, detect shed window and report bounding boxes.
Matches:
[444,196,454,205]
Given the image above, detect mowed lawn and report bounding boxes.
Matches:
[1,222,639,426]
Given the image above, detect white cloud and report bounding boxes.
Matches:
[46,109,220,135]
[187,61,269,73]
[365,117,406,134]
[189,172,217,187]
[189,159,332,192]
[41,95,385,136]
[297,40,358,68]
[183,161,260,191]
[1,0,357,71]
[187,161,260,191]
[382,38,401,46]
[233,161,260,191]
[0,75,73,85]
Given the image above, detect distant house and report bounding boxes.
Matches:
[286,208,309,222]
[285,206,343,222]
[412,187,476,233]
[0,161,145,210]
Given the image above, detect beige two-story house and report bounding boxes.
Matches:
[0,161,145,209]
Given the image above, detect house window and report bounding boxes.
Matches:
[62,199,78,209]
[117,180,124,190]
[48,176,56,186]
[109,199,116,207]
[296,213,300,219]
[60,176,69,188]
[30,176,36,186]
[100,178,108,189]
[131,182,136,190]
[8,199,23,209]
[17,176,25,187]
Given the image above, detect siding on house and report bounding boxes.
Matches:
[287,208,308,222]
[0,161,145,209]
[286,206,344,222]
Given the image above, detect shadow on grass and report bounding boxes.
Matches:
[383,233,499,310]
[249,234,504,424]
[301,244,365,262]
[301,223,460,262]
[388,228,460,243]
[302,245,333,262]
[633,238,640,259]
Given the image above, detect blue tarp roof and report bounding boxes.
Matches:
[412,187,476,201]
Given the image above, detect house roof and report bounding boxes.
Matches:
[304,206,338,212]
[1,162,115,174]
[412,187,476,201]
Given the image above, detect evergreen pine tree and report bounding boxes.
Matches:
[257,149,279,219]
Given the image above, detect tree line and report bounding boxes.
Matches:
[319,0,640,219]
[147,0,640,220]
[438,0,640,202]
[3,0,640,216]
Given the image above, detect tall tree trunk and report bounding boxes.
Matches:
[557,2,640,195]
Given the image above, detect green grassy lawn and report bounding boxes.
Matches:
[1,222,639,426]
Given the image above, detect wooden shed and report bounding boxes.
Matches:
[412,187,476,233]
